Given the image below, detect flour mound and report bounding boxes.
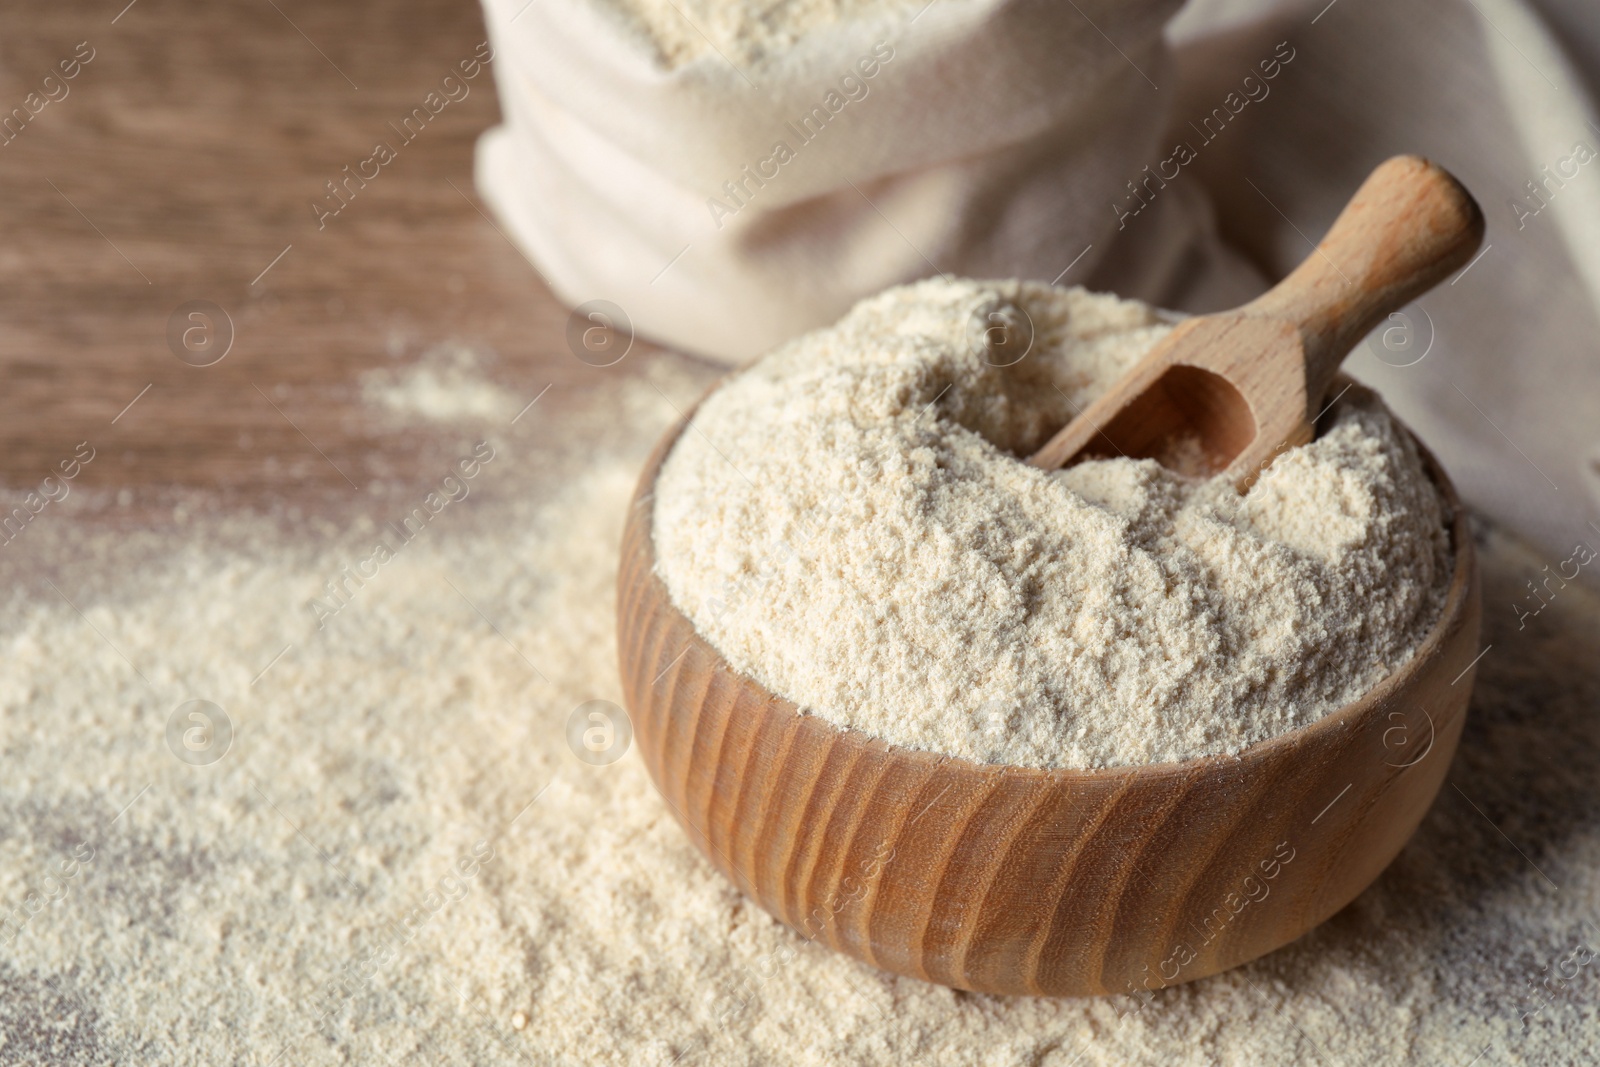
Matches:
[652,278,1452,769]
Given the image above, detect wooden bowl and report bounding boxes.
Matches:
[617,411,1481,998]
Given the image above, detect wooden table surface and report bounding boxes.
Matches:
[0,0,663,513]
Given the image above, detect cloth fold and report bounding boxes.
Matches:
[474,0,1264,360]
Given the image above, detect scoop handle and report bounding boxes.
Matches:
[1242,155,1484,407]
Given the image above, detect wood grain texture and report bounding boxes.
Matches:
[1027,155,1484,485]
[0,0,672,523]
[620,412,1482,997]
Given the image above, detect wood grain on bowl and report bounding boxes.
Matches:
[619,414,1481,997]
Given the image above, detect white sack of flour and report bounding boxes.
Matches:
[475,0,1263,361]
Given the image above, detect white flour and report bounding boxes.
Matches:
[361,342,521,424]
[0,348,1594,1065]
[653,278,1453,769]
[599,0,917,67]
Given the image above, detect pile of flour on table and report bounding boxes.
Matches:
[1,349,1594,1065]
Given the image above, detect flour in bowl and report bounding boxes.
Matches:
[651,278,1453,769]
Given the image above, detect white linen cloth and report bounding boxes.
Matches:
[474,0,1264,361]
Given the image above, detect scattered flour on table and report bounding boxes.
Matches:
[652,278,1453,769]
[361,342,521,424]
[1,350,1595,1066]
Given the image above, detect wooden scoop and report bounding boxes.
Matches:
[1028,155,1484,483]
